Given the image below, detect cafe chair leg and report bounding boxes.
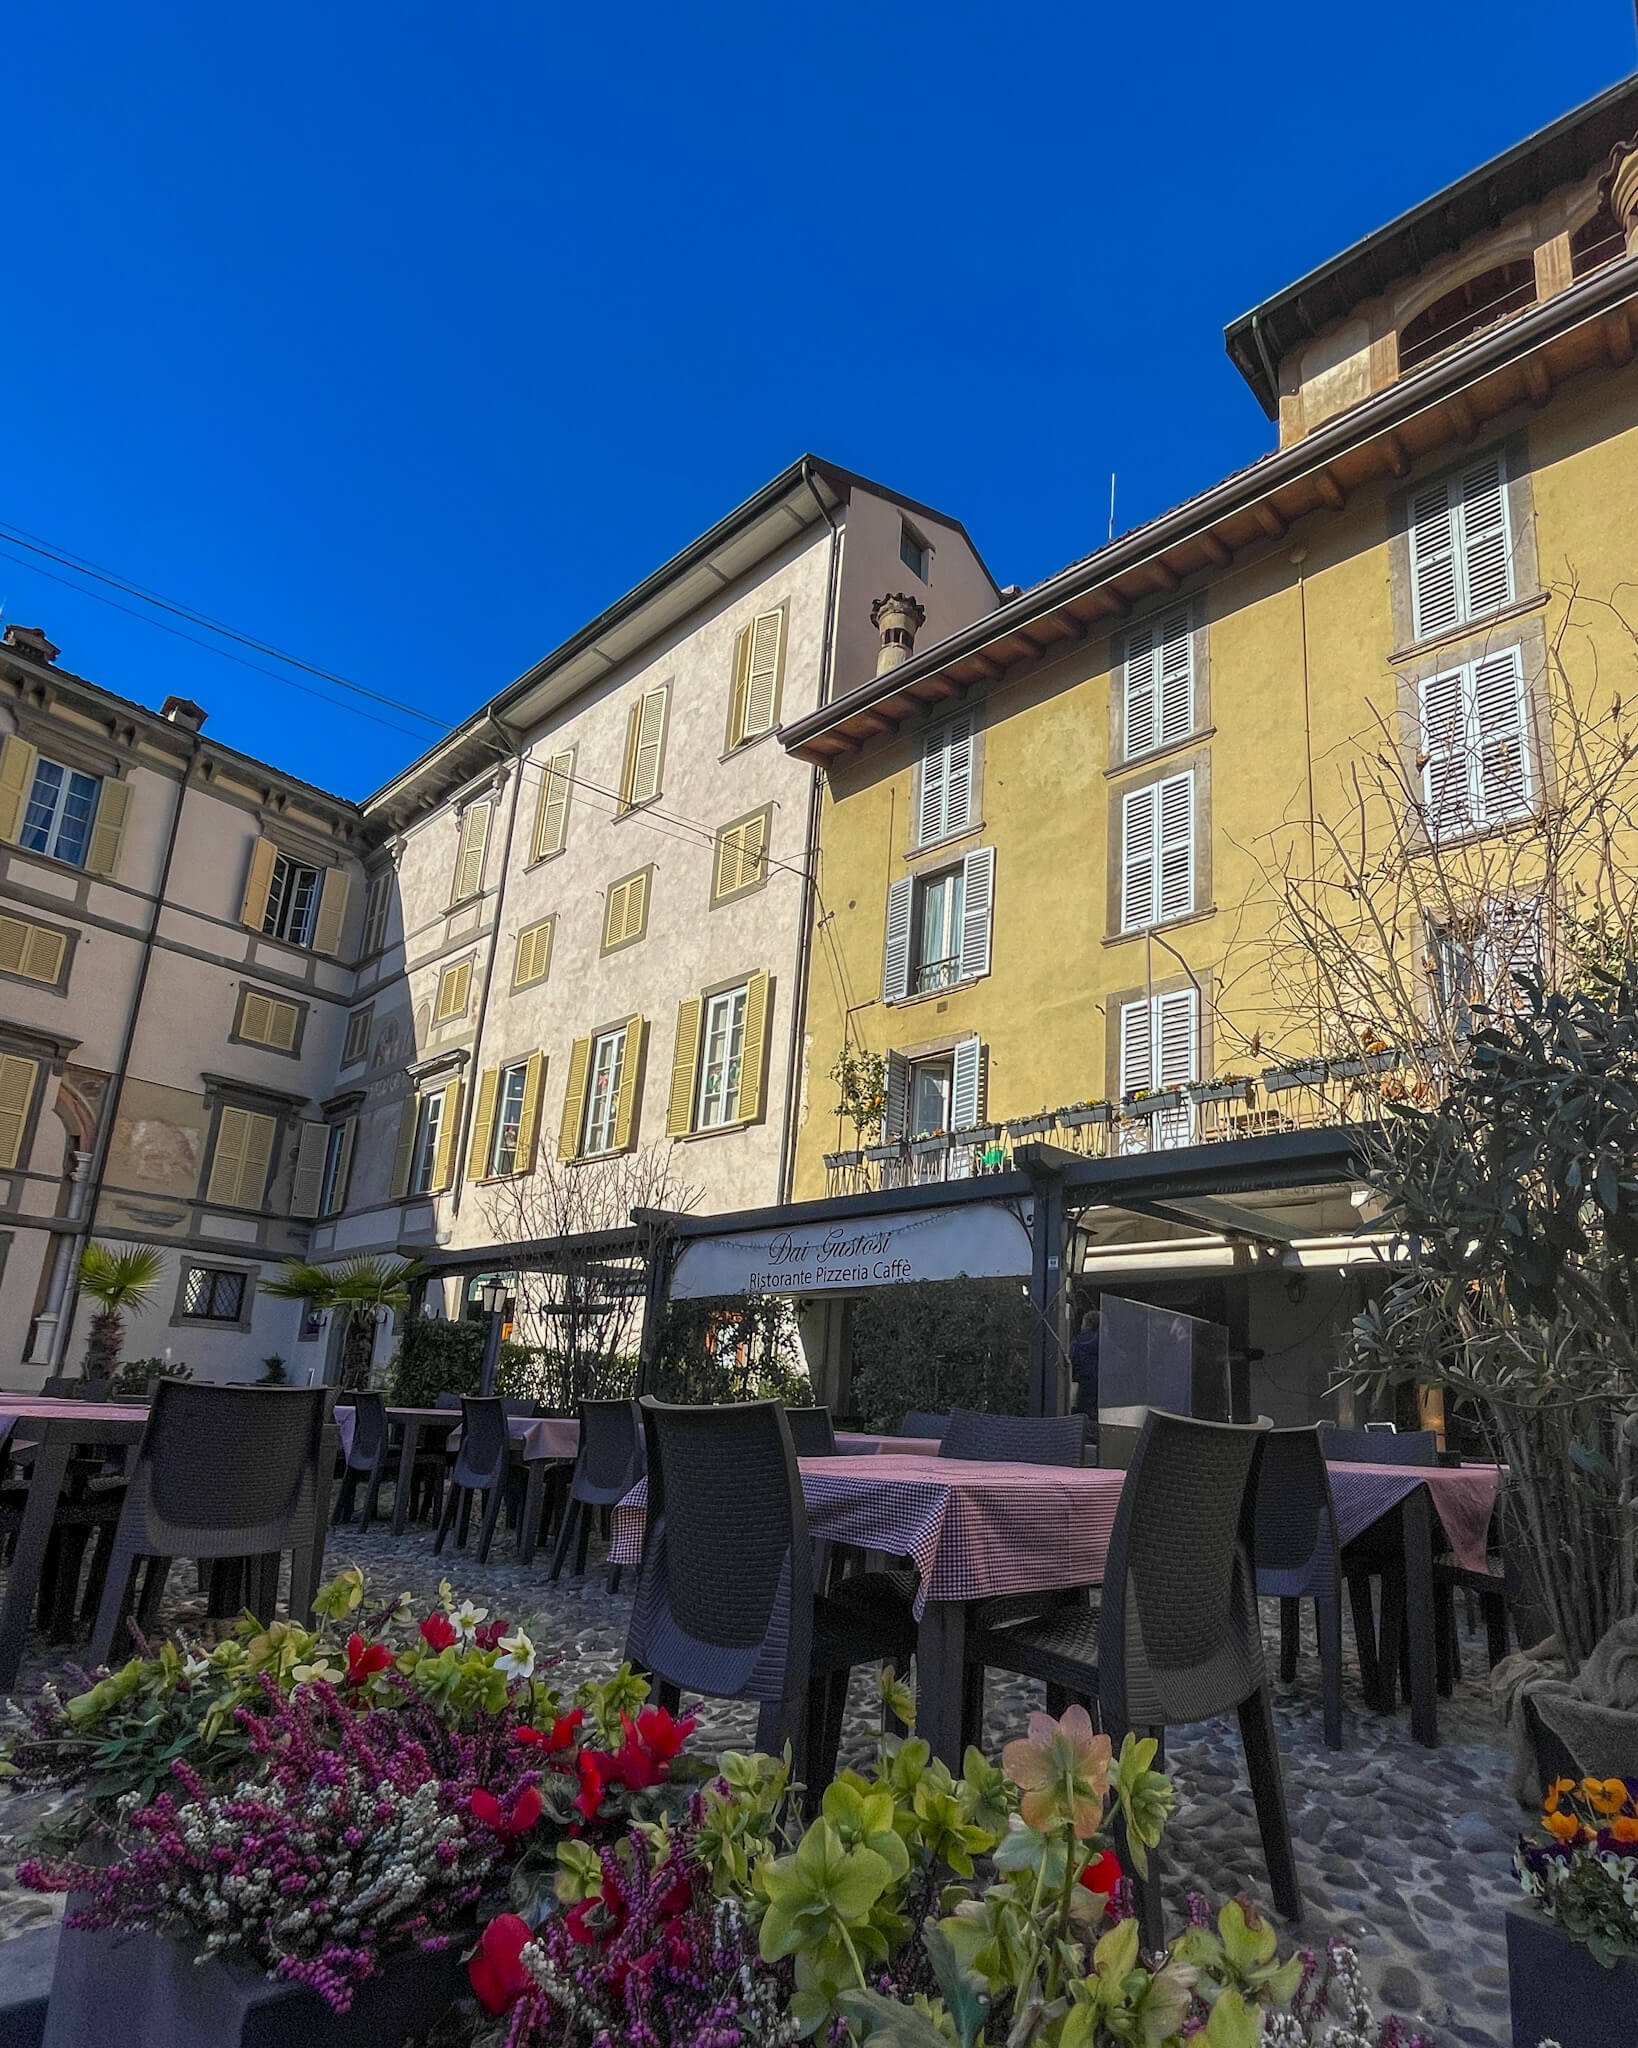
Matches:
[1315,1592,1344,1751]
[1236,1684,1301,1921]
[476,1483,506,1567]
[1278,1599,1300,1684]
[433,1482,461,1556]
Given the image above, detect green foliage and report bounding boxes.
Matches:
[832,1045,889,1140]
[648,1296,810,1406]
[77,1242,166,1375]
[850,1278,1032,1431]
[388,1317,547,1406]
[108,1356,191,1400]
[256,1354,288,1385]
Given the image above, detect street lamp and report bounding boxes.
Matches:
[478,1279,508,1397]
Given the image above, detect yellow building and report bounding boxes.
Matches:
[779,79,1638,1408]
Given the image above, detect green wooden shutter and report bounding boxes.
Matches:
[667,997,702,1136]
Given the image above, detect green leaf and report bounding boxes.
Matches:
[836,1989,956,2048]
[1203,1987,1263,2048]
[923,1921,990,2048]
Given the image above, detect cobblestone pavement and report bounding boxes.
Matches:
[0,1519,1524,2045]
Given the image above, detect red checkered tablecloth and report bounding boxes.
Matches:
[1328,1462,1500,1573]
[609,1453,1125,1618]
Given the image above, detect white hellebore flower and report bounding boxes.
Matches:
[182,1653,212,1682]
[450,1599,489,1646]
[495,1628,536,1679]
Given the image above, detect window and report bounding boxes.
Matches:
[584,1029,625,1156]
[180,1266,247,1323]
[1122,605,1194,758]
[712,808,771,904]
[1120,771,1195,931]
[621,685,669,809]
[20,756,101,867]
[318,1120,355,1216]
[667,975,769,1136]
[883,1036,983,1146]
[471,1054,544,1179]
[410,1089,445,1195]
[1398,262,1536,375]
[0,1052,40,1170]
[491,1062,530,1175]
[341,1006,373,1067]
[694,986,749,1130]
[434,960,473,1023]
[451,799,493,903]
[916,716,974,848]
[728,612,786,748]
[392,1078,463,1199]
[529,750,574,862]
[560,1021,643,1159]
[361,870,391,955]
[900,522,931,582]
[235,988,303,1053]
[1419,646,1533,842]
[883,847,994,1004]
[513,917,554,991]
[204,1106,277,1210]
[0,914,69,989]
[1118,988,1198,1151]
[1408,453,1514,641]
[263,853,322,947]
[602,868,651,952]
[1432,898,1541,1034]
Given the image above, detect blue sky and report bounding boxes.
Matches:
[4,3,1634,798]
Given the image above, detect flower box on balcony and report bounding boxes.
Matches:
[909,1134,949,1158]
[823,1149,863,1171]
[953,1123,999,1147]
[1005,1113,1055,1137]
[1119,1088,1183,1119]
[1328,1047,1402,1081]
[863,1141,904,1164]
[1056,1103,1111,1128]
[1188,1078,1254,1107]
[1263,1061,1327,1092]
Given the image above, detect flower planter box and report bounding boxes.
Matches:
[1327,1049,1401,1082]
[822,1150,863,1170]
[1056,1104,1111,1128]
[1005,1114,1054,1137]
[1506,1901,1638,2048]
[953,1123,998,1147]
[863,1142,903,1164]
[44,1910,468,2048]
[1262,1062,1327,1092]
[1188,1080,1253,1106]
[1119,1089,1183,1120]
[909,1136,949,1158]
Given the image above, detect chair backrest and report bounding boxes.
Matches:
[435,1392,464,1411]
[940,1409,1088,1467]
[38,1376,75,1400]
[626,1397,813,1711]
[1252,1426,1340,1597]
[347,1390,388,1470]
[75,1379,116,1402]
[1321,1425,1437,1465]
[502,1398,542,1418]
[453,1397,510,1487]
[1099,1410,1271,1729]
[784,1405,838,1457]
[899,1410,951,1440]
[132,1384,327,1552]
[572,1400,644,1504]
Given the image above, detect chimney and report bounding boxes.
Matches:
[161,695,208,733]
[2,625,59,665]
[870,592,927,676]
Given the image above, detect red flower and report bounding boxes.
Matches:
[630,1705,696,1762]
[515,1708,583,1754]
[474,1619,508,1652]
[605,1739,665,1793]
[469,1784,544,1840]
[562,1898,601,1946]
[418,1612,457,1652]
[468,1913,533,2016]
[1077,1847,1122,1897]
[574,1750,607,1822]
[344,1633,393,1685]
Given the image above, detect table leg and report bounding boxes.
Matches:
[914,1601,969,1769]
[392,1421,422,1539]
[518,1462,545,1565]
[0,1439,73,1691]
[1402,1487,1438,1748]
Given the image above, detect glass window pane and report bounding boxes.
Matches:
[909,1062,951,1138]
[585,1033,623,1154]
[493,1064,527,1173]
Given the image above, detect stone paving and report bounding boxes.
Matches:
[0,1518,1525,2045]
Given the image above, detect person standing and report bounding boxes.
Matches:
[1069,1307,1100,1418]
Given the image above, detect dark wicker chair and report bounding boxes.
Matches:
[1253,1427,1348,1749]
[626,1397,913,1803]
[1320,1426,1437,1465]
[967,1412,1298,1950]
[502,1398,542,1418]
[785,1406,839,1457]
[550,1401,644,1591]
[940,1410,1088,1466]
[434,1397,514,1565]
[333,1391,391,1528]
[899,1410,951,1441]
[435,1392,464,1411]
[89,1385,328,1666]
[0,1416,126,1643]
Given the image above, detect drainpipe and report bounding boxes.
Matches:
[47,731,199,1373]
[776,461,844,1205]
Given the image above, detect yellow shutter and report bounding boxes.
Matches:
[468,1067,499,1180]
[515,1050,545,1173]
[328,1117,356,1214]
[452,800,492,902]
[667,997,702,1136]
[612,1017,645,1152]
[605,877,647,950]
[207,1107,276,1210]
[242,1113,275,1210]
[727,625,753,749]
[436,960,472,1022]
[0,736,38,845]
[514,918,552,989]
[624,687,667,807]
[313,868,351,956]
[737,971,771,1124]
[713,825,738,901]
[558,1035,592,1160]
[390,1097,419,1200]
[239,835,278,931]
[84,778,131,879]
[430,1078,463,1191]
[531,750,572,860]
[268,998,299,1051]
[740,811,768,889]
[0,916,65,984]
[289,1118,330,1218]
[0,1054,38,1169]
[744,610,785,738]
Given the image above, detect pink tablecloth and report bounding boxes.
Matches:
[1327,1462,1501,1573]
[610,1454,1124,1618]
[0,1398,150,1427]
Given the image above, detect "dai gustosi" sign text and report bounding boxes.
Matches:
[668,1200,1034,1301]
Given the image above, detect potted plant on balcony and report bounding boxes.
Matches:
[1507,1776,1638,2047]
[1262,1058,1328,1091]
[909,1127,950,1160]
[1118,1085,1183,1120]
[1188,1074,1255,1106]
[1004,1107,1055,1137]
[827,1045,886,1169]
[1056,1099,1112,1127]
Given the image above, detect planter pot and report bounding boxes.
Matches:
[1507,1902,1638,2047]
[1263,1063,1327,1092]
[863,1143,903,1164]
[1057,1105,1111,1128]
[954,1124,998,1146]
[44,1911,468,2048]
[1005,1115,1054,1137]
[1119,1090,1182,1119]
[1189,1080,1253,1106]
[823,1150,863,1170]
[909,1137,949,1158]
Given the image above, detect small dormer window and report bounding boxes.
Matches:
[1398,261,1537,374]
[899,522,931,582]
[1571,198,1624,279]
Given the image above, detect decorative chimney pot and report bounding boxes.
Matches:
[2,625,59,665]
[870,592,927,675]
[1605,140,1638,254]
[160,695,208,733]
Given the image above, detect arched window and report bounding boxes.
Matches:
[1398,260,1538,374]
[1571,199,1625,279]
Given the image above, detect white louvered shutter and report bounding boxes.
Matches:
[942,717,973,837]
[883,1051,909,1141]
[1409,477,1460,641]
[882,877,913,1004]
[1419,667,1471,841]
[918,729,948,845]
[1123,624,1157,757]
[1456,456,1512,619]
[1483,896,1541,1009]
[1157,606,1193,748]
[1155,772,1195,922]
[1119,995,1153,1097]
[1153,988,1198,1147]
[950,1035,984,1132]
[1121,785,1157,930]
[958,845,995,981]
[1472,646,1531,825]
[744,611,784,738]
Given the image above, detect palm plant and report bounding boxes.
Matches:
[77,1242,166,1379]
[263,1255,422,1389]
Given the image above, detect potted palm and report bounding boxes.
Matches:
[262,1256,421,1391]
[76,1242,165,1381]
